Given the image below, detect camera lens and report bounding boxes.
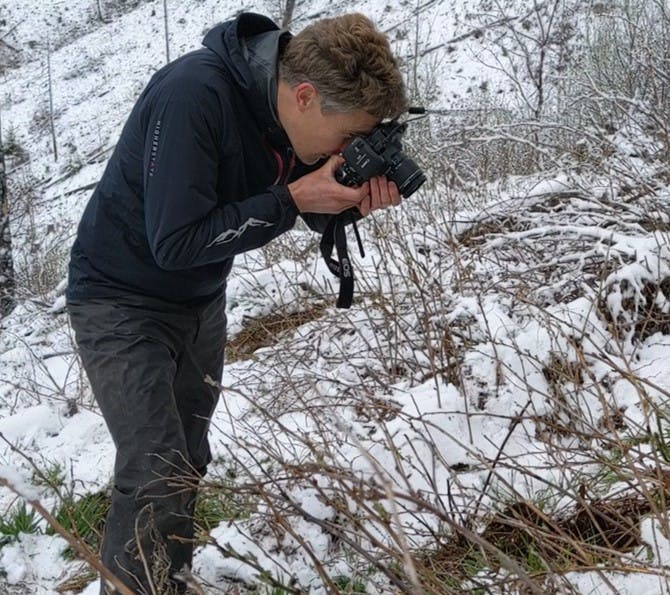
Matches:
[389,157,426,198]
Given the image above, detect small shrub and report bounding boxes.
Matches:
[32,461,67,490]
[48,491,110,558]
[0,503,41,547]
[194,489,250,538]
[14,235,71,299]
[1,125,29,165]
[333,575,367,593]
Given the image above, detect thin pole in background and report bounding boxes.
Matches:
[163,0,170,63]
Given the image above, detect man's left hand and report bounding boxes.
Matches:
[357,175,402,217]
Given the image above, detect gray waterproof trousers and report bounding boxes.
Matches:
[68,293,226,594]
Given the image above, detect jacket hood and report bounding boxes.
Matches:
[203,13,291,147]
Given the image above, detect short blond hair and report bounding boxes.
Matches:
[279,13,408,120]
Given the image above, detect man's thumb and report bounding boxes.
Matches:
[327,154,345,174]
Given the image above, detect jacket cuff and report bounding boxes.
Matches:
[268,185,299,222]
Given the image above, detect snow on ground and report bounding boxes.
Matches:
[2,0,670,593]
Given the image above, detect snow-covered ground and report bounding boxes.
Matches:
[2,0,670,593]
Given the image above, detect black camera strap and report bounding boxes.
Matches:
[320,212,365,309]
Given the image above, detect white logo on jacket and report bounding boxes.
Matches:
[207,217,274,247]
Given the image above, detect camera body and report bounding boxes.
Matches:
[335,120,425,198]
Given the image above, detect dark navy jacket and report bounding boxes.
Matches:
[67,13,327,304]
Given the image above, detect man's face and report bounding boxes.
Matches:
[280,82,378,165]
[292,107,378,166]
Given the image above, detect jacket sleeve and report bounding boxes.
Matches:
[142,81,299,271]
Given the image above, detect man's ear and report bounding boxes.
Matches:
[294,82,318,112]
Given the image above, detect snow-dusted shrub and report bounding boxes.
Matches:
[417,0,670,201]
[598,248,670,347]
[566,0,670,167]
[0,125,28,167]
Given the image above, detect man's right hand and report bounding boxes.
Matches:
[288,155,370,214]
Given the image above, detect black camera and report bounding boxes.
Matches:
[335,119,426,198]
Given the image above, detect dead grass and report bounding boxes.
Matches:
[598,277,670,345]
[55,568,97,593]
[414,475,670,591]
[225,303,327,362]
[455,217,519,248]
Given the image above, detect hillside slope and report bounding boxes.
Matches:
[3,1,670,594]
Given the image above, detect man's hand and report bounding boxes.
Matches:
[288,156,368,214]
[356,174,401,217]
[288,155,402,216]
